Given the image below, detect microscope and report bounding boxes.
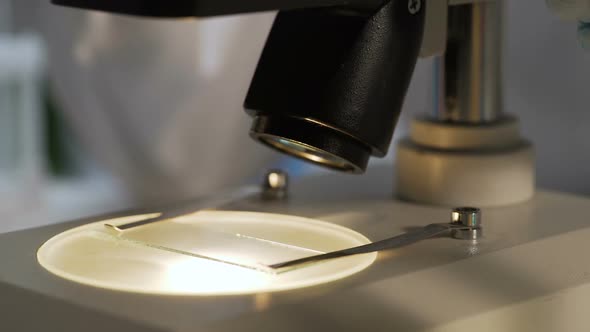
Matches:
[52,0,534,207]
[0,0,589,331]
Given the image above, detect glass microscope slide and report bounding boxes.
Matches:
[99,220,324,273]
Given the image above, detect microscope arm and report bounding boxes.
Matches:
[51,0,385,17]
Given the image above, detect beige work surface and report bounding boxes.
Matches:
[1,168,590,331]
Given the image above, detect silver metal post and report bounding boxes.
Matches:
[432,0,503,123]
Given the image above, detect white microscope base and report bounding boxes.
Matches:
[0,168,589,331]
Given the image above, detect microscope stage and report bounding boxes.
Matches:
[1,168,590,331]
[37,211,376,295]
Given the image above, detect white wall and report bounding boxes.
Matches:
[505,0,590,195]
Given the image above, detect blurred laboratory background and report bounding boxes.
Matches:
[0,0,588,233]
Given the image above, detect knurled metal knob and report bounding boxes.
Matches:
[451,207,483,240]
[261,169,289,200]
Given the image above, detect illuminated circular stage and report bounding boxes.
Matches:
[38,211,376,296]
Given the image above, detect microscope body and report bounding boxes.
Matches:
[52,0,534,207]
[0,2,589,331]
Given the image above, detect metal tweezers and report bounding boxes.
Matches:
[105,188,257,231]
[268,222,476,273]
[106,217,478,274]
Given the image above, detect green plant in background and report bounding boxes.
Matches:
[43,81,81,177]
